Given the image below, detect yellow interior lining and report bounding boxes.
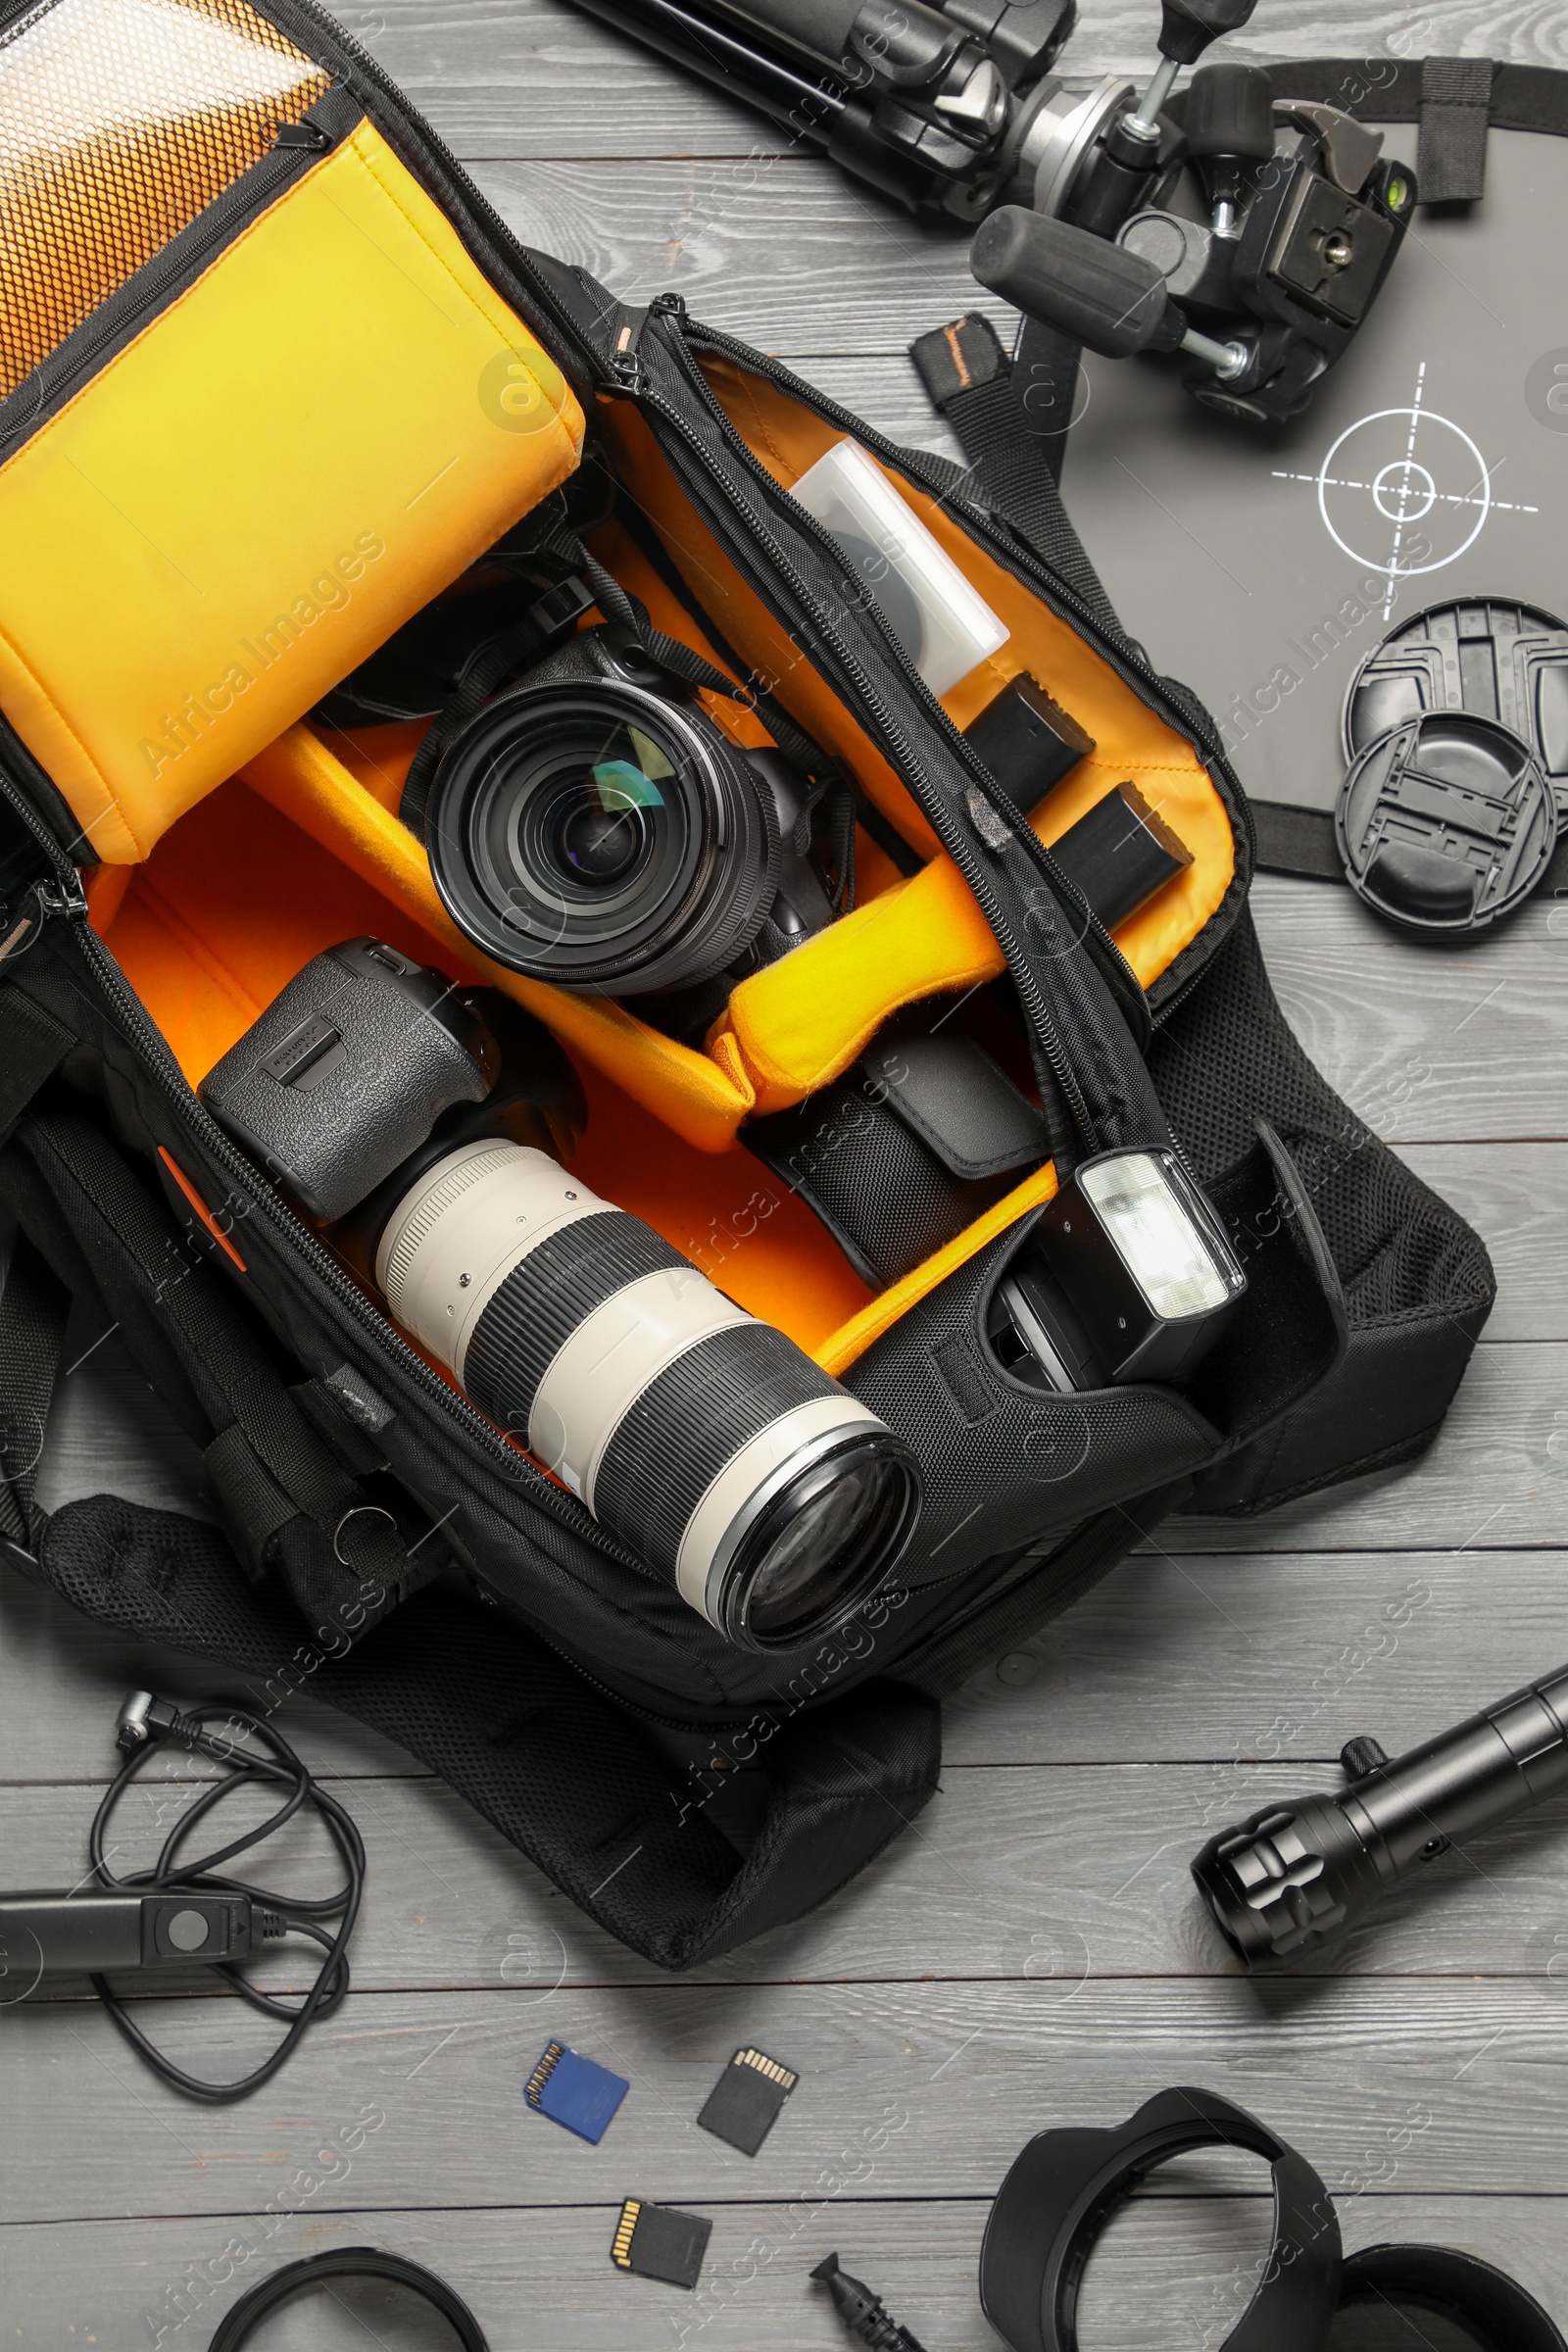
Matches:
[0,122,582,863]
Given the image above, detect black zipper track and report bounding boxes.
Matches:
[0,0,1249,1713]
[249,4,1224,1057]
[0,771,637,1563]
[672,320,1257,1027]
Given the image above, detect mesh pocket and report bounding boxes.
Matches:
[0,0,329,398]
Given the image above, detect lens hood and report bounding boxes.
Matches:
[1334,2243,1566,2352]
[980,2091,1566,2352]
[980,2087,1340,2352]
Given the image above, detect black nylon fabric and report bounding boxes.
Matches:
[34,1492,942,1971]
[0,1107,435,1635]
[0,1230,69,1554]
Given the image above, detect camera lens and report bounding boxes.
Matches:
[424,678,782,996]
[374,1141,919,1650]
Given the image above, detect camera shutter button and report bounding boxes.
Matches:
[167,1909,212,1952]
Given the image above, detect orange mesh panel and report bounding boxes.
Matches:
[0,0,329,397]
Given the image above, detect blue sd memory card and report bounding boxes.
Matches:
[525,2040,629,2144]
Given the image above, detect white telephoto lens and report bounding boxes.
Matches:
[375,1143,919,1650]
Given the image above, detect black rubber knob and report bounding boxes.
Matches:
[1185,61,1274,161]
[970,210,1184,357]
[1341,1735,1391,1779]
[1156,0,1258,66]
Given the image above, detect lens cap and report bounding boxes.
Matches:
[1344,598,1568,812]
[1334,710,1556,935]
[1332,2243,1566,2352]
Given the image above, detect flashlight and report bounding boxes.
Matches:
[1193,1662,1568,1964]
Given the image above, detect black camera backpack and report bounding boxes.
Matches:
[0,0,1493,1967]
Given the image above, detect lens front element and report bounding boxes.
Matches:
[424,677,781,996]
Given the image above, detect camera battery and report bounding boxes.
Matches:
[963,674,1096,815]
[1049,779,1192,929]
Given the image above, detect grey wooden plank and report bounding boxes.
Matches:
[468,157,1012,351]
[2,1978,1564,2222]
[348,0,1568,159]
[943,1545,1568,1764]
[1250,875,1568,1147]
[1395,1145,1568,1341]
[5,2192,1565,2351]
[2,1542,1555,1781]
[6,1752,1566,1987]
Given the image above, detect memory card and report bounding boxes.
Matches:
[610,2198,712,2289]
[697,2045,798,2156]
[524,2040,628,2143]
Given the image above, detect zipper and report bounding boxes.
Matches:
[612,333,1102,1143]
[672,319,1257,1023]
[0,90,361,461]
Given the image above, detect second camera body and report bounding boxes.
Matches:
[201,940,920,1654]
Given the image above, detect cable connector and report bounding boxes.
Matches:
[115,1691,186,1752]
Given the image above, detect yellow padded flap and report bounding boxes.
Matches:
[0,122,583,863]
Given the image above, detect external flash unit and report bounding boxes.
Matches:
[990,1146,1246,1392]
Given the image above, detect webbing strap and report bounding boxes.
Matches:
[1417,57,1497,203]
[907,312,1127,644]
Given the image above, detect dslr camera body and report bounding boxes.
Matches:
[420,626,840,1029]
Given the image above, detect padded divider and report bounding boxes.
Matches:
[0,122,583,862]
[237,724,754,1153]
[92,771,871,1353]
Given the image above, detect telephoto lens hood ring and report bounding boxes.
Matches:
[979,2087,1341,2352]
[704,1420,922,1650]
[423,669,782,994]
[207,2247,489,2351]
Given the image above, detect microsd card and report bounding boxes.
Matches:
[697,2045,798,2156]
[524,2040,628,2143]
[611,2198,712,2289]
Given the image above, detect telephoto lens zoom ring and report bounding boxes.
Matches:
[463,1209,693,1436]
[592,1319,843,1574]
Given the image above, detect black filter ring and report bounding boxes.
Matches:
[207,2246,489,2350]
[1336,2242,1567,2352]
[979,2086,1341,2352]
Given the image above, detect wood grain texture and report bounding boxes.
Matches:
[6,2192,1563,2351]
[7,1756,1568,1990]
[7,0,1568,2333]
[346,0,1568,158]
[10,1541,1566,1778]
[3,1977,1561,2224]
[12,2191,1568,2352]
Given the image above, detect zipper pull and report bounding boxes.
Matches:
[35,869,88,921]
[271,118,334,152]
[0,868,85,969]
[608,318,644,391]
[649,290,689,326]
